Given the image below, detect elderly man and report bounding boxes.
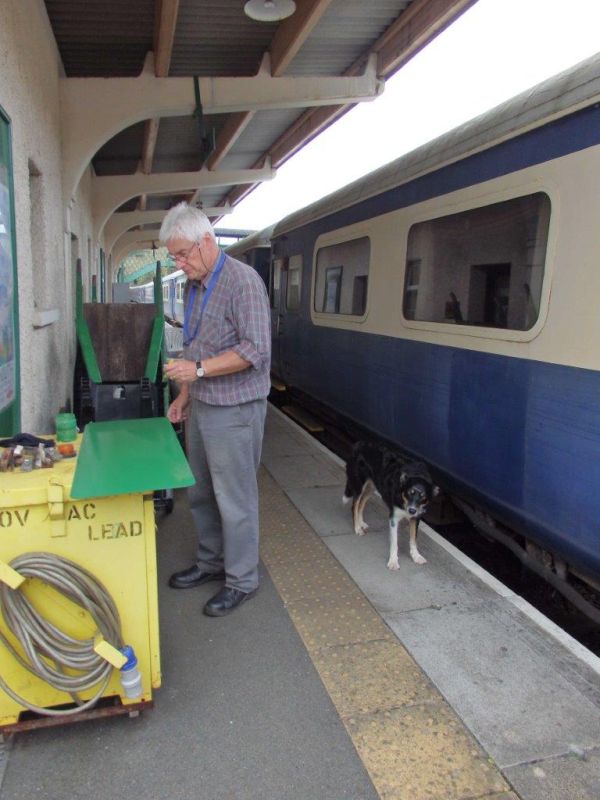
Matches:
[161,203,271,616]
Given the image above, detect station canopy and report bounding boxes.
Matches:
[43,0,477,262]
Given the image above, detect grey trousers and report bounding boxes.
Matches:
[186,397,267,593]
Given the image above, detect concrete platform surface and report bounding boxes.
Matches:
[0,463,378,799]
[265,406,600,800]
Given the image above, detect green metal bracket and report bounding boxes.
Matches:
[143,262,165,382]
[75,260,102,384]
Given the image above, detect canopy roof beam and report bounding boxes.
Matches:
[62,51,382,201]
[94,165,274,237]
[105,205,232,254]
[217,0,477,217]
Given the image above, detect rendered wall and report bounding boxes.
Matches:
[0,0,97,433]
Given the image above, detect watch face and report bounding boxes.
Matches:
[196,367,204,377]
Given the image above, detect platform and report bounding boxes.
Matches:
[0,406,598,799]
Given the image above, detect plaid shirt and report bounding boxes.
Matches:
[182,253,271,405]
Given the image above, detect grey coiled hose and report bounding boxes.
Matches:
[0,552,124,716]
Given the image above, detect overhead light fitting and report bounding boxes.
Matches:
[244,0,296,22]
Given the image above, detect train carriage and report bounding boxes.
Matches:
[268,54,600,589]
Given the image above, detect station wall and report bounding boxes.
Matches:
[0,0,98,433]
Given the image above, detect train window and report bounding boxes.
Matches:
[271,258,284,310]
[176,280,185,301]
[403,192,550,330]
[286,255,303,311]
[314,237,370,315]
[162,284,169,302]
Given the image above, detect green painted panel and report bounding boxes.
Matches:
[0,106,20,435]
[70,417,194,499]
[75,264,102,383]
[75,316,102,383]
[144,264,165,381]
[144,315,164,381]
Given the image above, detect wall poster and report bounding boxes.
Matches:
[0,106,19,435]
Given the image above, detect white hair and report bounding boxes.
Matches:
[159,202,216,243]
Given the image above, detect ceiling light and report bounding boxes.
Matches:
[244,0,296,22]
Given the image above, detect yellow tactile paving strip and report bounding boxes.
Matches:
[258,467,519,800]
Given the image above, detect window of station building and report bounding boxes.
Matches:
[286,255,303,311]
[403,192,551,330]
[314,237,370,315]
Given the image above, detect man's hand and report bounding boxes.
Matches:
[167,393,190,424]
[164,359,199,383]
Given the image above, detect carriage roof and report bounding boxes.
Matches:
[273,53,600,237]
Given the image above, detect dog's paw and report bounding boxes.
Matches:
[387,558,400,571]
[355,526,367,536]
[342,494,351,505]
[412,554,427,565]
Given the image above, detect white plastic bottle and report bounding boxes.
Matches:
[119,645,143,699]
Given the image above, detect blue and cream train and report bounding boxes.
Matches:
[259,54,600,590]
[129,269,186,322]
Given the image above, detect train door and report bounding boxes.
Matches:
[174,276,185,324]
[253,248,270,289]
[277,253,303,384]
[161,278,170,316]
[270,256,287,380]
[169,279,175,319]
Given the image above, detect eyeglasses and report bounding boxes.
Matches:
[169,242,199,263]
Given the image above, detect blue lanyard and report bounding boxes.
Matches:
[183,251,225,346]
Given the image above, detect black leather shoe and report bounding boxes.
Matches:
[168,565,225,589]
[203,586,257,617]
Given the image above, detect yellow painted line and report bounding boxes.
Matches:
[258,467,517,800]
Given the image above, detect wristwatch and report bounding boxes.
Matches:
[195,361,205,378]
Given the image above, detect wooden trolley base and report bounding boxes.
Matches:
[0,695,153,735]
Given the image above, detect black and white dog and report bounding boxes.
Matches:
[343,441,439,570]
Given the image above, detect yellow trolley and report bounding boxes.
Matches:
[0,418,193,730]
